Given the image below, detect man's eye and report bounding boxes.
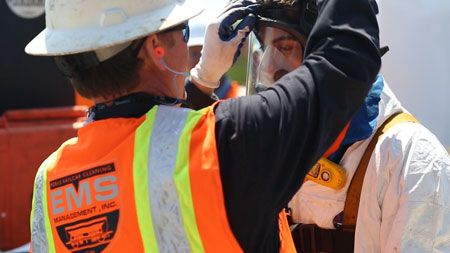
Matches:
[277,45,293,53]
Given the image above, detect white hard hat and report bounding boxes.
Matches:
[187,0,229,47]
[188,22,208,47]
[25,0,203,56]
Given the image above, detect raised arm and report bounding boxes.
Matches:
[212,0,381,250]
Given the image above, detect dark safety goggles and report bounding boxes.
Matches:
[163,22,190,43]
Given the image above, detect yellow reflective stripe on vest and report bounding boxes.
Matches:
[174,109,206,253]
[31,160,56,253]
[134,105,205,252]
[134,108,159,252]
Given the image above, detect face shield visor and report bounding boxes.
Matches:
[246,25,305,95]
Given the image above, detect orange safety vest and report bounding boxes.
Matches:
[31,105,296,253]
[224,81,244,99]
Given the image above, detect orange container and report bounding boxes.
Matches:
[0,106,86,251]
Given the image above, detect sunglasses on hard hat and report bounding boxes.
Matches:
[162,23,190,43]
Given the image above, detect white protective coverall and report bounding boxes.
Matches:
[289,80,450,252]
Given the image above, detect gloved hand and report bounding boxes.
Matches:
[190,1,258,89]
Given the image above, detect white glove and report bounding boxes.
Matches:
[190,3,257,89]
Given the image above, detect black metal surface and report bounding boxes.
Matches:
[0,1,74,114]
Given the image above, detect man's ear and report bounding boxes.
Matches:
[139,34,165,71]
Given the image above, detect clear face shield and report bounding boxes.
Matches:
[246,26,305,94]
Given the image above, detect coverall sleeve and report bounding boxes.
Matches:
[369,124,450,252]
[214,0,381,250]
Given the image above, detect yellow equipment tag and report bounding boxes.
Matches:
[305,158,347,190]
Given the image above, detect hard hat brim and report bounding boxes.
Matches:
[25,1,203,56]
[187,37,204,47]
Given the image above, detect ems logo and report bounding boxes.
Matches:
[56,211,119,253]
[49,163,120,252]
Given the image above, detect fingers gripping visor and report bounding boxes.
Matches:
[246,26,305,95]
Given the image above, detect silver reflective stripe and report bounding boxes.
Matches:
[148,106,191,253]
[31,167,49,253]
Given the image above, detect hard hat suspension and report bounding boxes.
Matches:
[54,39,146,78]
